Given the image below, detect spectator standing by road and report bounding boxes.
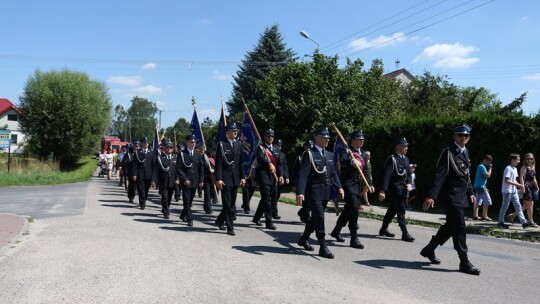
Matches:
[472,155,494,221]
[497,154,532,229]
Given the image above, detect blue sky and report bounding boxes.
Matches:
[1,0,539,129]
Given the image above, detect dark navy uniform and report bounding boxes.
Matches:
[378,137,414,242]
[421,123,480,275]
[252,129,282,230]
[296,128,343,259]
[272,139,289,219]
[132,137,154,210]
[295,140,313,223]
[122,142,138,203]
[330,130,372,248]
[177,136,204,226]
[241,162,257,214]
[201,149,216,214]
[152,141,178,219]
[215,123,246,235]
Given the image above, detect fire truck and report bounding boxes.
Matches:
[101,136,129,152]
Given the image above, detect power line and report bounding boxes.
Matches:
[341,0,495,57]
[323,0,449,52]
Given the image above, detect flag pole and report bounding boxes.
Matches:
[329,122,370,187]
[242,97,279,184]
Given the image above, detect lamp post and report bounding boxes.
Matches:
[300,30,320,49]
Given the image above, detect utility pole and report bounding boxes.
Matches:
[158,110,162,131]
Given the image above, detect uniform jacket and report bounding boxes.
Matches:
[152,153,178,189]
[176,149,204,189]
[339,145,373,196]
[296,146,342,201]
[256,144,283,185]
[133,148,154,180]
[215,139,246,187]
[427,143,475,207]
[380,152,412,197]
[279,151,289,180]
[121,151,136,177]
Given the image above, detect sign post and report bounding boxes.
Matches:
[0,130,11,173]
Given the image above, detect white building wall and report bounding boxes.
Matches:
[0,109,25,153]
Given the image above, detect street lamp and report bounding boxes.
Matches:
[300,30,319,49]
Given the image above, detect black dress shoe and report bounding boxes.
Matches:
[350,238,364,249]
[243,209,250,214]
[187,220,193,227]
[319,247,334,259]
[164,214,170,219]
[215,221,226,230]
[227,229,236,236]
[378,229,395,237]
[330,231,345,242]
[140,205,145,210]
[180,215,186,222]
[459,261,480,275]
[402,233,415,242]
[273,215,281,220]
[420,247,441,264]
[205,210,213,214]
[252,219,263,226]
[297,238,314,251]
[266,224,277,230]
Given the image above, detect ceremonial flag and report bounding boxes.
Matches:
[214,102,227,145]
[241,112,260,176]
[330,134,347,202]
[189,108,205,148]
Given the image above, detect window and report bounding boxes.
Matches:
[7,114,18,121]
[11,134,17,144]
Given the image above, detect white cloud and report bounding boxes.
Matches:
[132,85,163,95]
[142,62,157,70]
[348,32,406,50]
[413,43,479,69]
[523,73,540,81]
[212,70,232,81]
[107,76,143,87]
[198,18,213,26]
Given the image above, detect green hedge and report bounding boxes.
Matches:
[361,112,540,205]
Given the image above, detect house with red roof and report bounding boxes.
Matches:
[0,98,25,152]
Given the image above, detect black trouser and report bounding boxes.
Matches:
[242,184,256,211]
[127,176,136,201]
[336,192,360,231]
[253,183,277,225]
[302,199,328,239]
[136,178,152,207]
[433,202,468,255]
[381,193,407,230]
[202,180,214,213]
[160,187,175,215]
[174,185,181,201]
[272,185,283,217]
[216,186,238,231]
[180,187,197,221]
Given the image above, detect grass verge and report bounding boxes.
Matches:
[0,156,96,186]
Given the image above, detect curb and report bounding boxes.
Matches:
[0,213,29,252]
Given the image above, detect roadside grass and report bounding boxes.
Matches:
[0,156,97,186]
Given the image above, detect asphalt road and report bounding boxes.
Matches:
[0,175,539,303]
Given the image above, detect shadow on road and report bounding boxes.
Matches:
[355,259,456,273]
